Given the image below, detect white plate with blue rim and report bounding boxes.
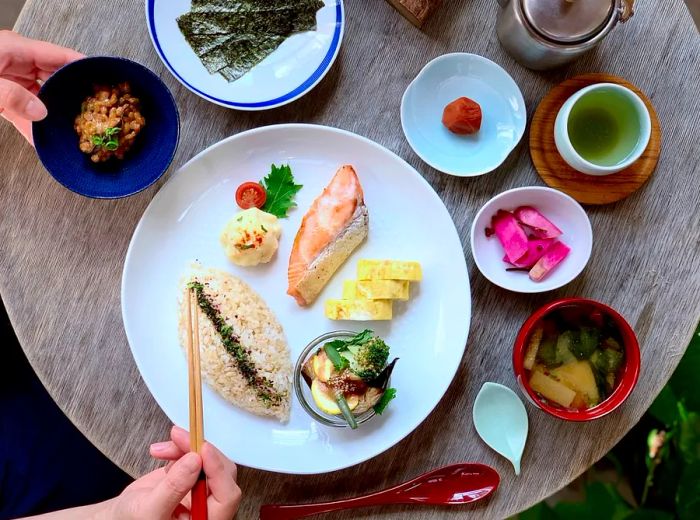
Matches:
[145,0,344,110]
[401,53,526,177]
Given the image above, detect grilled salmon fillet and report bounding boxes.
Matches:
[287,165,368,306]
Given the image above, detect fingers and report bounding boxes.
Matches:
[0,77,46,120]
[149,425,194,461]
[148,425,241,519]
[150,440,186,461]
[1,113,32,144]
[0,30,84,76]
[173,503,191,520]
[0,31,81,145]
[38,69,57,82]
[201,442,242,520]
[21,37,84,72]
[171,424,194,453]
[0,74,38,90]
[144,452,202,518]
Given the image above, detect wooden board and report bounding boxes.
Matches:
[385,0,441,27]
[1,1,699,519]
[530,73,661,205]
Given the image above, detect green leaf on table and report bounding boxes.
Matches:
[548,482,631,520]
[678,412,700,465]
[648,386,679,427]
[624,509,674,520]
[606,452,625,482]
[553,501,592,520]
[516,501,559,520]
[677,461,700,520]
[669,327,700,413]
[260,164,302,218]
[644,439,684,511]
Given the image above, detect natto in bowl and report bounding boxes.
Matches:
[32,56,180,199]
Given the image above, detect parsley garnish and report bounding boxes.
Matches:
[260,164,302,218]
[91,126,121,152]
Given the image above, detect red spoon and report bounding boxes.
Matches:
[259,463,499,520]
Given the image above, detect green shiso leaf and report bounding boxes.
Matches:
[260,163,302,218]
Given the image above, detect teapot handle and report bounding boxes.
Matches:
[619,0,634,23]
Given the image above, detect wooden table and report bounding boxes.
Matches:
[1,1,699,518]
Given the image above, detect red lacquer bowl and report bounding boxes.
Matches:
[513,298,641,421]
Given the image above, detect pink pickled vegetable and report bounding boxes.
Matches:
[529,241,571,282]
[503,238,555,268]
[492,210,528,263]
[514,206,562,239]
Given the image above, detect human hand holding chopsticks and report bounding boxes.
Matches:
[108,425,241,520]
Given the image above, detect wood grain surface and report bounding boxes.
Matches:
[531,73,661,205]
[1,1,699,519]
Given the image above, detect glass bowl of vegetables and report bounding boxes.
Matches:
[513,298,640,421]
[294,330,397,429]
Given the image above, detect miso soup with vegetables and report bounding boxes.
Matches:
[524,305,625,410]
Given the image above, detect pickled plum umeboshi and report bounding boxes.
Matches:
[442,97,482,135]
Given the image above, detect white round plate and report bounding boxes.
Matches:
[401,53,526,176]
[122,124,471,474]
[470,187,592,293]
[145,0,344,110]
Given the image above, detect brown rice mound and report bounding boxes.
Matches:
[179,267,291,422]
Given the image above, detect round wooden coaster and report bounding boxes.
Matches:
[530,73,661,205]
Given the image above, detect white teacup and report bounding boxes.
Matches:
[554,83,651,176]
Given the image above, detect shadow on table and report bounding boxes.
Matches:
[0,295,132,520]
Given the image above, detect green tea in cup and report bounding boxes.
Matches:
[554,83,651,176]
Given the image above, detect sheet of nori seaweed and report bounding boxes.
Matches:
[177,0,324,83]
[218,34,286,81]
[199,33,278,74]
[178,8,304,37]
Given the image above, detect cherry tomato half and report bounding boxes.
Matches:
[235,182,267,209]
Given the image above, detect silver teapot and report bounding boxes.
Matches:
[496,0,634,70]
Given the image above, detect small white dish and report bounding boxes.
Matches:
[554,83,651,176]
[401,53,526,177]
[473,382,528,476]
[145,0,344,110]
[470,187,592,293]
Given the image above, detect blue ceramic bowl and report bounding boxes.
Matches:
[401,53,526,177]
[33,56,180,199]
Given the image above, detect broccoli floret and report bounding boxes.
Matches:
[339,337,390,381]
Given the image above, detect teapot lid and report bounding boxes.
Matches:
[522,0,616,43]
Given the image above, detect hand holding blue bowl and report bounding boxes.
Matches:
[0,31,84,143]
[32,56,180,199]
